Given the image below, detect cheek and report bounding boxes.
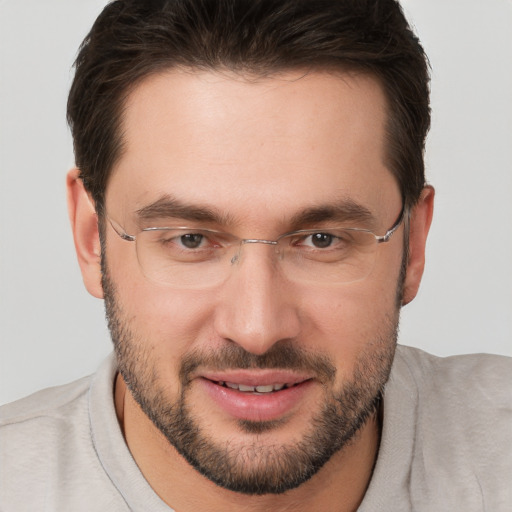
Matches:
[296,271,400,377]
[110,260,217,372]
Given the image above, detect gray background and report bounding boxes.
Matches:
[1,0,511,405]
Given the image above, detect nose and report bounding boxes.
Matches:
[213,242,301,355]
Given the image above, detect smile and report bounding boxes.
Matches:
[199,375,315,422]
[212,380,302,393]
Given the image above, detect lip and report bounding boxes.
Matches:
[197,371,315,422]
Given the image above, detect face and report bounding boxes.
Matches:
[101,70,405,494]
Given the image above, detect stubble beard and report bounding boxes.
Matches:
[102,265,400,495]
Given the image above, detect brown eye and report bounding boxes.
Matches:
[180,233,204,249]
[310,233,333,248]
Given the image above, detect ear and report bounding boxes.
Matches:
[402,186,435,306]
[66,168,104,299]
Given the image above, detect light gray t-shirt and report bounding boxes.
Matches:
[1,345,511,511]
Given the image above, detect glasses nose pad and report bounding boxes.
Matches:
[230,242,243,265]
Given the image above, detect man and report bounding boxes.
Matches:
[1,1,510,510]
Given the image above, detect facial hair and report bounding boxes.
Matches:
[102,266,400,495]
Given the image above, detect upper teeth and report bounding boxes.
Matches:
[217,381,288,393]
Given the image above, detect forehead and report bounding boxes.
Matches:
[107,69,400,227]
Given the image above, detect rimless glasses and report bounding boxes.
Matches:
[107,206,405,289]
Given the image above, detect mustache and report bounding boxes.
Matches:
[179,342,336,385]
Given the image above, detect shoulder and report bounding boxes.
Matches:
[0,375,94,478]
[0,375,94,459]
[392,345,512,446]
[395,343,512,376]
[391,345,512,510]
[0,374,92,427]
[0,376,91,505]
[0,356,130,511]
[394,344,512,409]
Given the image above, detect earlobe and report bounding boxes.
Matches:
[402,186,435,306]
[66,168,104,299]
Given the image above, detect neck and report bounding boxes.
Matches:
[115,374,380,512]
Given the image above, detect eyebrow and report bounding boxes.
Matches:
[288,200,376,229]
[135,194,376,229]
[135,195,235,225]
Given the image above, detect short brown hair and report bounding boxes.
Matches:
[67,0,430,216]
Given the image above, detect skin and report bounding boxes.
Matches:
[67,69,434,511]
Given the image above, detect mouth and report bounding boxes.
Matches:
[197,372,315,422]
[210,380,304,394]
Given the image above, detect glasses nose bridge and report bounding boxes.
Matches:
[242,238,278,246]
[230,237,279,265]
